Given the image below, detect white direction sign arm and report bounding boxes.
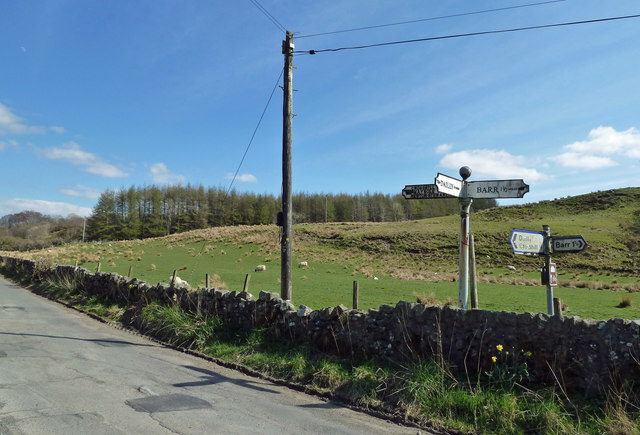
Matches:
[467,180,529,199]
[434,173,463,197]
[510,229,545,255]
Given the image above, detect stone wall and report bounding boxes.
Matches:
[1,255,638,395]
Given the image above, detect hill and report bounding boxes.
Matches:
[3,187,639,318]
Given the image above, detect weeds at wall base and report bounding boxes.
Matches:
[2,266,639,434]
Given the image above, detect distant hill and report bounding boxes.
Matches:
[5,188,639,280]
[294,187,640,275]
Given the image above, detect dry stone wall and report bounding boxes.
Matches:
[1,255,638,395]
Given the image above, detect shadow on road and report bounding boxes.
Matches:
[0,331,159,348]
[174,365,280,394]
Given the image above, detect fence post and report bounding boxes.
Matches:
[553,297,562,316]
[206,273,210,289]
[353,281,359,310]
[243,274,251,293]
[171,270,177,288]
[128,265,133,278]
[469,234,478,309]
[96,262,101,273]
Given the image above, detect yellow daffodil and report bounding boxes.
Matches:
[492,356,497,363]
[496,344,503,352]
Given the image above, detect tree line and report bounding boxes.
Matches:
[85,184,497,241]
[0,211,85,251]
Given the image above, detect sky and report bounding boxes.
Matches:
[1,0,639,218]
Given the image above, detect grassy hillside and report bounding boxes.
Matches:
[3,188,640,319]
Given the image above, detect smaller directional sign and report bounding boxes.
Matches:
[548,263,558,287]
[510,229,545,255]
[467,179,529,199]
[552,235,587,253]
[434,173,463,197]
[402,184,455,200]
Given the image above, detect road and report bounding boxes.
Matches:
[0,276,422,434]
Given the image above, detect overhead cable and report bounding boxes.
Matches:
[248,0,286,33]
[296,14,640,54]
[297,0,567,39]
[224,67,284,199]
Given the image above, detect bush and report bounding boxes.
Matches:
[618,296,633,308]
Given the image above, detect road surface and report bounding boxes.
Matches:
[0,275,424,434]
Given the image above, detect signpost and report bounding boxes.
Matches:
[467,180,529,199]
[434,173,463,197]
[405,166,528,310]
[402,184,454,200]
[510,229,545,255]
[511,226,587,315]
[552,235,587,253]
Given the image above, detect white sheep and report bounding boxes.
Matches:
[170,276,189,287]
[298,261,308,268]
[255,265,266,272]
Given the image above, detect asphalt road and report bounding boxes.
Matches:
[0,276,423,434]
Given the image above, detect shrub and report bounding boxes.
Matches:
[415,292,437,305]
[618,296,632,308]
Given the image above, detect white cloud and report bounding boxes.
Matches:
[42,142,127,178]
[20,46,26,53]
[553,152,617,170]
[59,184,103,199]
[0,139,19,151]
[150,162,186,184]
[0,102,45,135]
[440,149,546,182]
[554,126,640,169]
[0,198,92,218]
[225,173,257,183]
[50,126,65,134]
[435,144,452,154]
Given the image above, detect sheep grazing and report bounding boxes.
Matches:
[171,276,189,287]
[255,265,266,272]
[298,261,308,268]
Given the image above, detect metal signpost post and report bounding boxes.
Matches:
[403,166,529,310]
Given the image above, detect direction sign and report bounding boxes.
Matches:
[434,173,463,197]
[467,179,529,199]
[510,229,545,255]
[548,263,558,287]
[402,184,455,200]
[552,235,587,253]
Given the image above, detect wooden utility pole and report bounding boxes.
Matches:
[281,30,294,301]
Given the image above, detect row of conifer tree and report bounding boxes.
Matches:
[85,184,497,241]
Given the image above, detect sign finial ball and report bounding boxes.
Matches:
[459,166,472,181]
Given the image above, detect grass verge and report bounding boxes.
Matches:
[2,267,639,434]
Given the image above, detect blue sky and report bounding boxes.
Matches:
[1,0,639,217]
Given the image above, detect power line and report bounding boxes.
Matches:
[296,14,640,55]
[297,0,567,39]
[248,0,286,33]
[224,67,284,199]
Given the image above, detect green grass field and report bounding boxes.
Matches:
[5,188,639,321]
